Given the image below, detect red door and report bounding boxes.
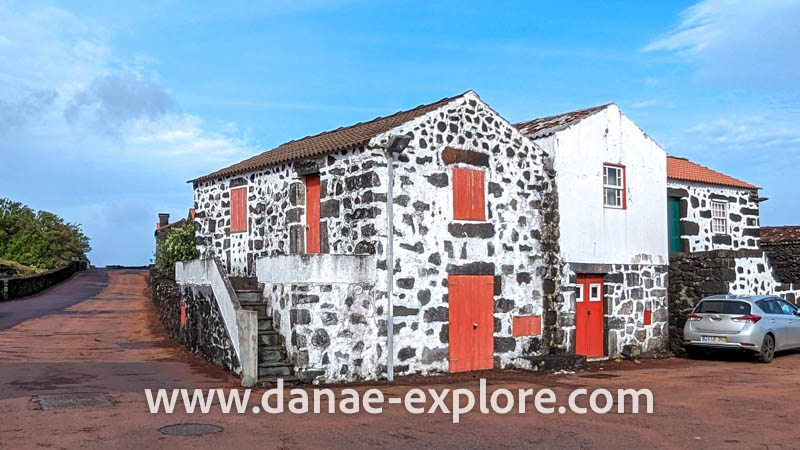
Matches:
[575,274,604,357]
[305,174,320,254]
[448,275,494,372]
[230,187,247,233]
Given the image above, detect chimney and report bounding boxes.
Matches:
[158,213,170,228]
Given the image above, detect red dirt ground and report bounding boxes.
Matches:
[1,269,799,449]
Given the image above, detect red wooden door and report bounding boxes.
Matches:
[305,174,320,254]
[575,274,604,357]
[230,187,247,233]
[448,275,494,372]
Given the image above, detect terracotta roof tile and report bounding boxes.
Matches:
[667,156,759,190]
[513,104,611,139]
[191,92,470,182]
[760,226,800,244]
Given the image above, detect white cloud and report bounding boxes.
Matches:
[630,99,660,109]
[0,4,255,265]
[0,3,252,169]
[684,115,800,151]
[644,0,800,90]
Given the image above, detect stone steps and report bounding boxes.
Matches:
[258,361,294,377]
[255,375,301,387]
[239,300,267,314]
[233,281,298,386]
[259,345,286,363]
[229,276,259,291]
[258,330,282,347]
[237,290,263,303]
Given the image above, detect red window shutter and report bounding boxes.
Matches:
[453,167,485,221]
[470,169,485,220]
[306,174,321,254]
[230,187,247,233]
[513,315,542,337]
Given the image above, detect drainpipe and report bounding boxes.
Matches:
[382,134,412,382]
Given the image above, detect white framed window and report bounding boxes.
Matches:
[575,285,584,303]
[589,283,602,302]
[603,164,625,209]
[711,201,727,234]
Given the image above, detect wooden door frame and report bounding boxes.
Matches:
[575,273,607,358]
[447,274,495,373]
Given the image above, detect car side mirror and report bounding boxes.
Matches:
[794,310,800,316]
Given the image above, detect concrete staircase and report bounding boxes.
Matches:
[229,277,298,386]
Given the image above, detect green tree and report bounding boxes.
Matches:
[0,198,91,269]
[156,222,198,277]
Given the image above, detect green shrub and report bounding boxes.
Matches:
[156,222,198,277]
[0,198,91,269]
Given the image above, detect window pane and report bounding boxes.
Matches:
[604,166,622,187]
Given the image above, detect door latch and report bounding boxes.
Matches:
[473,322,478,329]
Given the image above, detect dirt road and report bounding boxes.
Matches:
[1,269,799,449]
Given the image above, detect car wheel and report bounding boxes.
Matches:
[758,334,775,363]
[686,346,704,359]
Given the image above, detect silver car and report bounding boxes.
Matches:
[683,295,800,363]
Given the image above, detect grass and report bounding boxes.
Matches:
[0,259,46,276]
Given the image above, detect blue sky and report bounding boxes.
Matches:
[1,0,798,266]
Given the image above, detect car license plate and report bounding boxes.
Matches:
[701,336,727,343]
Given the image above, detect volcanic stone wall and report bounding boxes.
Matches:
[248,92,563,383]
[561,263,669,358]
[2,262,82,301]
[149,270,240,373]
[264,281,378,383]
[667,181,760,252]
[761,241,800,283]
[667,250,800,352]
[367,93,562,375]
[192,145,384,276]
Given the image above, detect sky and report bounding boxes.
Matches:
[1,0,799,266]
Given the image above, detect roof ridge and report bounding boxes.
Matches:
[191,91,472,182]
[276,90,472,148]
[667,155,759,190]
[513,103,613,127]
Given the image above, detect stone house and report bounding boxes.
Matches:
[515,104,669,359]
[666,156,761,253]
[664,160,800,353]
[187,91,575,385]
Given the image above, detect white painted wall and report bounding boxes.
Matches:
[175,258,258,386]
[534,105,668,265]
[255,254,375,284]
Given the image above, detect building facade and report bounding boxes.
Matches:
[515,104,670,359]
[666,156,761,253]
[190,91,577,383]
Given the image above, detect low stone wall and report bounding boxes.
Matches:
[668,250,800,353]
[2,261,83,301]
[149,269,240,374]
[762,242,800,283]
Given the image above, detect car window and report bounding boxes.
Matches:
[777,299,797,315]
[757,299,782,314]
[696,300,751,315]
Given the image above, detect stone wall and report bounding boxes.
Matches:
[2,261,83,301]
[207,92,565,383]
[192,145,382,276]
[265,282,378,383]
[761,242,800,283]
[667,250,800,353]
[149,269,240,373]
[561,263,669,358]
[367,93,562,373]
[667,181,760,252]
